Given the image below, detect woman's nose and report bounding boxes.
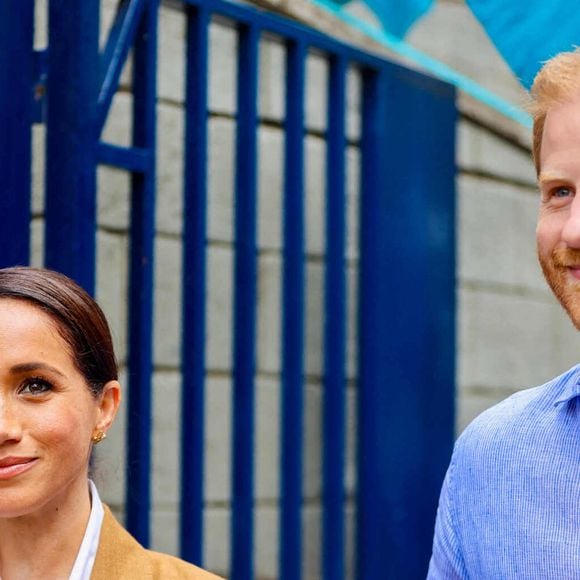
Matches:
[0,399,23,444]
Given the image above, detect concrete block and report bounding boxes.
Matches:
[30,217,44,268]
[151,507,180,557]
[458,174,545,292]
[208,117,235,243]
[346,145,360,261]
[206,245,233,371]
[209,20,238,115]
[96,229,129,364]
[346,264,358,381]
[302,504,322,580]
[458,287,577,393]
[255,377,281,500]
[158,5,186,104]
[305,51,328,133]
[34,0,47,49]
[305,136,327,257]
[305,261,324,377]
[102,91,133,148]
[153,236,182,367]
[259,35,286,122]
[203,507,230,578]
[157,102,185,235]
[345,387,357,495]
[257,254,282,374]
[458,120,535,185]
[255,505,279,580]
[94,367,128,509]
[407,0,527,106]
[346,66,362,143]
[258,126,284,251]
[304,382,322,500]
[152,370,181,506]
[204,376,232,502]
[97,167,130,230]
[32,125,45,214]
[345,502,356,580]
[100,0,118,49]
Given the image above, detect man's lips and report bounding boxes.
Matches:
[567,266,580,281]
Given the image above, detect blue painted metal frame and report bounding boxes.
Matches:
[280,38,307,580]
[357,67,457,579]
[7,0,457,577]
[323,54,348,580]
[231,21,260,580]
[97,0,147,136]
[356,68,390,580]
[125,0,158,548]
[0,2,34,268]
[45,0,100,292]
[180,3,210,566]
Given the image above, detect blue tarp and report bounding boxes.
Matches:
[466,0,580,88]
[327,0,580,89]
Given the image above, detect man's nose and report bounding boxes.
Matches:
[0,398,23,445]
[562,195,580,248]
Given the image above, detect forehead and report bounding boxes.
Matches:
[0,298,60,334]
[540,95,580,174]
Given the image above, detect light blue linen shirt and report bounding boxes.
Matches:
[428,365,580,579]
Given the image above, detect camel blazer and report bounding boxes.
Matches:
[91,506,223,579]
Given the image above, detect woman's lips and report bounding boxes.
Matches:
[0,457,38,480]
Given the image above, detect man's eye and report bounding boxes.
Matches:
[552,186,574,198]
[20,378,53,396]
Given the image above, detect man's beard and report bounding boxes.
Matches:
[538,246,580,330]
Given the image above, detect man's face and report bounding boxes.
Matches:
[537,94,580,328]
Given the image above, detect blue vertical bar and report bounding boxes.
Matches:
[181,4,210,566]
[0,2,34,267]
[45,0,99,292]
[356,65,456,579]
[126,0,158,548]
[356,68,389,580]
[280,39,306,580]
[231,22,259,580]
[323,54,347,580]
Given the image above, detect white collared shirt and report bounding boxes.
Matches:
[68,480,105,580]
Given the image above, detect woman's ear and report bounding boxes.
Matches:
[96,380,121,433]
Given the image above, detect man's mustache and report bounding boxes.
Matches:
[553,248,580,267]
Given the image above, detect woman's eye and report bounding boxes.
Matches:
[20,378,53,396]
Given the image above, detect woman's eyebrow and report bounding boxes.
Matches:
[9,362,66,378]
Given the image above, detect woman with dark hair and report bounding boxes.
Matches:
[0,267,220,579]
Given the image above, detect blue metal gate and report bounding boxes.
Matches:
[0,1,456,578]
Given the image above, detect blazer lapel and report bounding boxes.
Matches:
[91,506,152,579]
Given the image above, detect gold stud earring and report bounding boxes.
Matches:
[92,431,107,444]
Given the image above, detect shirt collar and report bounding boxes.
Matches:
[553,366,580,407]
[68,480,105,580]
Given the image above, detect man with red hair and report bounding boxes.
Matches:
[429,49,580,578]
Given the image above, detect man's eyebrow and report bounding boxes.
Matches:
[539,172,567,185]
[9,362,66,377]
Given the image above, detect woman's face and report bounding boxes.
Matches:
[0,299,119,519]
